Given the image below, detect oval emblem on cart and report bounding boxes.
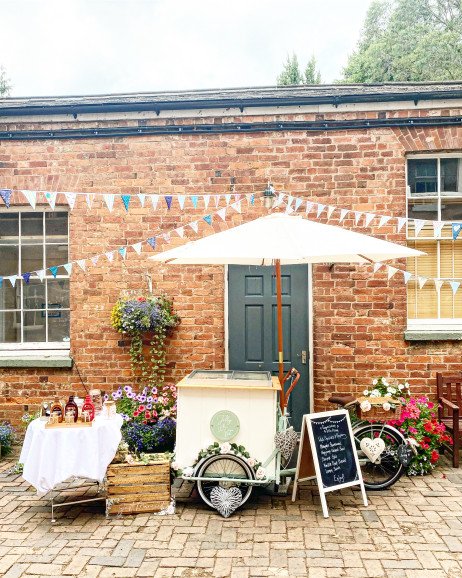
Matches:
[210,410,240,442]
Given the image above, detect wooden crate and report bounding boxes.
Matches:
[106,459,171,515]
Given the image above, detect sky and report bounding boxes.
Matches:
[0,0,375,97]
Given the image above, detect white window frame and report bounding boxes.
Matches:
[0,207,70,352]
[406,153,462,330]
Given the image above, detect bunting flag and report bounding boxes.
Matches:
[105,251,115,262]
[396,217,407,233]
[150,195,159,210]
[77,259,87,271]
[118,247,127,259]
[85,193,95,209]
[316,204,326,218]
[418,276,427,289]
[434,279,444,291]
[231,201,242,213]
[36,270,46,281]
[305,201,313,215]
[378,215,391,228]
[225,194,231,206]
[414,219,426,236]
[286,195,294,209]
[91,255,99,265]
[147,237,156,250]
[104,194,115,212]
[45,191,57,210]
[234,194,241,202]
[327,205,335,219]
[64,192,77,210]
[387,266,398,280]
[22,272,31,284]
[191,195,198,209]
[121,195,131,212]
[217,207,227,221]
[162,232,171,243]
[7,275,19,287]
[189,221,199,233]
[203,215,212,226]
[403,271,412,284]
[203,195,210,209]
[63,263,73,275]
[214,195,221,208]
[432,221,444,238]
[22,190,37,209]
[373,262,382,273]
[294,198,303,212]
[164,195,173,210]
[0,277,2,288]
[451,281,461,294]
[364,213,376,227]
[453,223,462,241]
[354,211,363,225]
[0,189,12,208]
[138,193,146,207]
[132,242,142,254]
[178,195,186,210]
[50,266,59,278]
[175,227,185,238]
[339,208,349,223]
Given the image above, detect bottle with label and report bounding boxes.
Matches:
[82,395,95,421]
[64,395,79,423]
[50,398,64,423]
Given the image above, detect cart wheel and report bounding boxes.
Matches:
[196,454,254,510]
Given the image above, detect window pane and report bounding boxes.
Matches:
[441,158,462,195]
[21,212,43,241]
[0,311,20,342]
[0,281,19,310]
[46,244,68,269]
[47,279,69,308]
[0,245,19,276]
[441,198,462,221]
[407,199,438,221]
[407,159,437,195]
[407,240,438,319]
[21,245,44,273]
[23,280,46,310]
[48,310,70,342]
[0,214,19,243]
[46,212,68,243]
[23,310,46,342]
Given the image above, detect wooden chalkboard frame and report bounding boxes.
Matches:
[291,409,368,518]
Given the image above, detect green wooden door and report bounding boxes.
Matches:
[228,265,309,431]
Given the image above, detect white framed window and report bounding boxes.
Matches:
[0,209,70,350]
[406,154,462,330]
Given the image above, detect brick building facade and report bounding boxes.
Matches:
[1,83,462,425]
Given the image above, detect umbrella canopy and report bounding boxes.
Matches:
[150,213,423,265]
[151,213,424,406]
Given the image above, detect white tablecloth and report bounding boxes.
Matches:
[20,415,123,495]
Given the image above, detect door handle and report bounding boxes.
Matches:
[301,350,307,364]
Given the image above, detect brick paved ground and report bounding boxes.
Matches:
[1,453,462,578]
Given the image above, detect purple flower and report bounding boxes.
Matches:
[147,403,152,410]
[127,392,136,399]
[151,387,158,394]
[147,396,153,403]
[124,385,132,393]
[103,394,109,401]
[111,392,118,400]
[139,395,146,403]
[136,394,143,402]
[152,397,158,403]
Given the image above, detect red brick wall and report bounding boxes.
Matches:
[1,106,462,424]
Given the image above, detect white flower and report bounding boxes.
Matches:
[255,467,266,480]
[370,389,380,398]
[360,400,371,412]
[171,461,179,470]
[387,387,396,395]
[382,402,391,411]
[363,389,369,396]
[247,457,256,468]
[183,466,194,477]
[382,379,389,386]
[405,382,410,389]
[372,379,378,385]
[220,442,232,454]
[398,384,404,391]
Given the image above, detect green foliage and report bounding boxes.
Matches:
[0,423,15,456]
[277,54,322,86]
[0,66,11,96]
[343,0,462,82]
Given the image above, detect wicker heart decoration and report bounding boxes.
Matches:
[210,486,243,518]
[360,437,385,464]
[274,427,299,462]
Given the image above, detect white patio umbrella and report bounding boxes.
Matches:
[150,213,424,404]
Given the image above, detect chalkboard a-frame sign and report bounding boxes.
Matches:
[291,409,368,518]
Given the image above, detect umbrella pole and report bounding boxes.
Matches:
[275,259,284,410]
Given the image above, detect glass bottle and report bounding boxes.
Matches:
[50,398,64,423]
[64,395,78,423]
[82,395,95,421]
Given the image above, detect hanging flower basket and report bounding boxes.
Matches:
[357,396,402,421]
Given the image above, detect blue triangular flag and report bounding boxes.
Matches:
[49,266,59,278]
[203,214,212,226]
[191,195,198,208]
[452,223,462,240]
[22,272,31,284]
[0,277,2,288]
[165,195,173,210]
[250,194,255,206]
[121,195,131,211]
[118,247,127,259]
[0,189,12,208]
[147,237,156,249]
[450,281,460,295]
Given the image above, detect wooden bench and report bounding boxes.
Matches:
[437,372,461,468]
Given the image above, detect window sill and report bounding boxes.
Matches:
[0,355,73,368]
[404,330,462,342]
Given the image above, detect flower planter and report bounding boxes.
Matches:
[106,458,171,515]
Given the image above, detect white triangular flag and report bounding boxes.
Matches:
[190,221,199,233]
[327,206,335,219]
[132,242,142,255]
[246,194,253,206]
[339,209,349,223]
[234,194,241,202]
[396,217,407,233]
[203,195,210,209]
[305,201,313,214]
[178,195,186,210]
[225,194,231,206]
[217,208,227,221]
[105,251,114,262]
[378,215,391,228]
[7,275,19,287]
[434,279,444,291]
[138,193,146,207]
[91,255,99,265]
[364,213,376,227]
[77,259,87,271]
[294,198,303,212]
[354,211,363,225]
[175,227,185,238]
[273,193,284,208]
[45,191,57,210]
[387,266,398,279]
[231,201,242,213]
[373,262,382,273]
[163,232,171,243]
[316,204,326,218]
[418,276,427,289]
[36,269,46,281]
[432,221,444,238]
[64,192,77,210]
[63,263,73,275]
[150,195,159,210]
[285,205,295,215]
[414,219,426,236]
[214,195,221,208]
[21,190,37,209]
[286,195,294,209]
[85,193,95,209]
[104,194,115,212]
[403,271,412,284]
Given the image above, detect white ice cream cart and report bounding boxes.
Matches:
[175,369,300,511]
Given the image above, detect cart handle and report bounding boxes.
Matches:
[281,367,300,410]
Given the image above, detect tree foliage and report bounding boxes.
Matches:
[277,53,321,85]
[0,66,11,96]
[343,0,462,82]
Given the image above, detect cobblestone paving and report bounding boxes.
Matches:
[1,454,462,578]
